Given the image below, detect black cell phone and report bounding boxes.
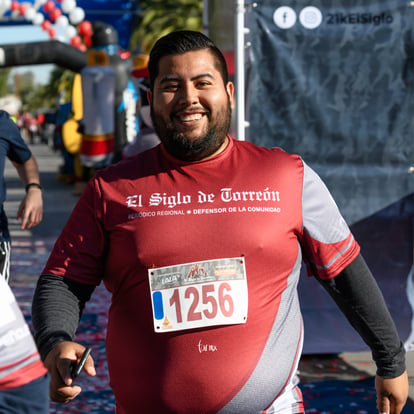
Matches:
[71,347,92,379]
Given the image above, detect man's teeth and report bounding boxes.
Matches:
[181,113,202,121]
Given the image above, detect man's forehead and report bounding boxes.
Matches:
[157,50,217,74]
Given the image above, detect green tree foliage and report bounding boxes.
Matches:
[44,67,74,105]
[129,0,203,53]
[0,68,12,97]
[14,71,36,112]
[21,67,74,113]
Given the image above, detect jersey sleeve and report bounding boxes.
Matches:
[299,161,360,279]
[42,176,106,285]
[0,277,47,389]
[0,111,31,164]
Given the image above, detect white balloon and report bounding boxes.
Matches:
[61,0,76,14]
[32,12,44,25]
[56,15,69,28]
[56,35,66,43]
[24,7,36,21]
[11,11,20,21]
[64,25,77,40]
[0,0,11,17]
[69,7,85,25]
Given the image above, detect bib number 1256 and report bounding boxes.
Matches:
[149,258,248,333]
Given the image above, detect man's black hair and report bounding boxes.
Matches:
[148,30,229,90]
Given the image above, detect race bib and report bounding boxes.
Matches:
[148,257,248,333]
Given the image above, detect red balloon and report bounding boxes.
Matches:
[78,20,93,37]
[18,4,26,15]
[70,35,82,47]
[78,44,87,52]
[43,1,55,13]
[41,20,52,31]
[48,27,57,38]
[84,35,92,47]
[10,1,19,12]
[49,8,62,22]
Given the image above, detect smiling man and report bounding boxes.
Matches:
[148,43,234,161]
[32,31,407,414]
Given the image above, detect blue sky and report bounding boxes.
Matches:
[0,25,56,85]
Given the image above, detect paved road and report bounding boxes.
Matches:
[4,143,78,287]
[5,143,414,408]
[6,143,114,413]
[7,143,78,237]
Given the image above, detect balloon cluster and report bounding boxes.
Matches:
[0,0,93,50]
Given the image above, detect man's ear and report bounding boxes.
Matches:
[226,82,235,109]
[147,90,152,105]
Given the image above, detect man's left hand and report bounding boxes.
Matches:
[376,370,409,414]
[17,188,43,229]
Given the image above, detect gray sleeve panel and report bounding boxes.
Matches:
[218,250,304,412]
[302,161,351,244]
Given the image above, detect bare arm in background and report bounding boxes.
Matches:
[12,155,43,229]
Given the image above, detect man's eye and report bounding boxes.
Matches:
[163,84,179,91]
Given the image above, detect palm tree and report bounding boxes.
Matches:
[0,68,12,97]
[129,0,203,53]
[25,67,74,113]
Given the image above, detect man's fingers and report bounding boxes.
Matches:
[50,385,81,403]
[377,395,390,414]
[83,355,96,377]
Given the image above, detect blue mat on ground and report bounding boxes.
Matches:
[49,378,414,414]
[49,372,414,413]
[300,377,414,413]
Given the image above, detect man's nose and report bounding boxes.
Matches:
[178,83,199,105]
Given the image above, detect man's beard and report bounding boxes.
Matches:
[151,101,232,162]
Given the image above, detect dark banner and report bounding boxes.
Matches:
[246,0,414,353]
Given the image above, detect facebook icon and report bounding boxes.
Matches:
[273,6,297,29]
